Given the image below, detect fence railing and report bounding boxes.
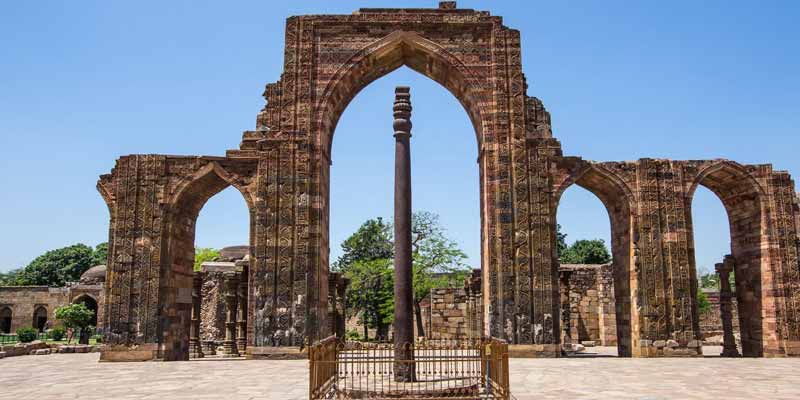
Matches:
[0,333,49,345]
[309,337,510,399]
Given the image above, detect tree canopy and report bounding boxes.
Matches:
[336,212,470,339]
[560,239,612,264]
[194,247,221,271]
[333,217,393,273]
[55,303,95,344]
[345,258,394,340]
[14,244,97,287]
[91,242,108,266]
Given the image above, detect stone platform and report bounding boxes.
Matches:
[1,348,799,399]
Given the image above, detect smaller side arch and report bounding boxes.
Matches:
[686,160,769,357]
[73,294,99,327]
[161,160,255,361]
[553,161,637,357]
[0,306,12,334]
[32,306,48,333]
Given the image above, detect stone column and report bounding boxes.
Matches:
[189,272,204,358]
[716,256,740,357]
[222,272,240,357]
[236,270,247,352]
[392,86,415,382]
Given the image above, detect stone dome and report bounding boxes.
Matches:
[80,265,107,285]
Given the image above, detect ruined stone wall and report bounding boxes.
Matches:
[199,272,227,342]
[699,289,740,341]
[96,3,800,359]
[427,288,482,340]
[560,265,618,345]
[0,285,103,333]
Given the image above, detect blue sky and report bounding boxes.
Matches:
[1,1,797,276]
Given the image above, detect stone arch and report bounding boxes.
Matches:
[0,306,12,334]
[161,161,254,361]
[686,160,769,356]
[554,162,637,357]
[73,294,99,327]
[32,306,48,333]
[314,30,490,158]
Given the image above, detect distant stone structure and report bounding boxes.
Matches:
[97,2,800,359]
[0,267,105,334]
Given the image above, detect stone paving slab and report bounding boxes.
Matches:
[0,349,798,400]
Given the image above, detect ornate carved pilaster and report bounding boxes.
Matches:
[223,272,240,357]
[716,256,740,357]
[189,272,204,358]
[236,269,248,352]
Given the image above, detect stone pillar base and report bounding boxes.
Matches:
[507,344,561,358]
[633,340,703,357]
[99,344,159,362]
[222,341,239,357]
[721,347,741,357]
[189,339,204,359]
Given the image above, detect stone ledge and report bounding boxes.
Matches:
[508,344,561,358]
[99,344,159,362]
[632,340,703,357]
[246,346,307,360]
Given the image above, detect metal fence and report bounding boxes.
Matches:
[0,333,48,345]
[309,337,510,400]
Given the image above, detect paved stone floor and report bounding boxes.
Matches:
[1,347,799,399]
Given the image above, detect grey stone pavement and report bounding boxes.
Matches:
[1,347,798,400]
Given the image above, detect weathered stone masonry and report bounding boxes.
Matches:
[97,3,800,359]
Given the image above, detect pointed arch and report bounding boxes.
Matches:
[162,160,254,360]
[686,160,769,356]
[315,30,491,158]
[554,162,637,357]
[170,161,255,218]
[0,306,12,334]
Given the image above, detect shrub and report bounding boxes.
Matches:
[92,334,103,343]
[48,326,66,341]
[345,329,361,341]
[697,290,712,314]
[16,327,38,343]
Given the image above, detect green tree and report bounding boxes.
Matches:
[0,268,23,285]
[410,211,469,337]
[55,303,95,344]
[18,244,95,286]
[560,239,612,264]
[344,259,394,341]
[698,269,735,289]
[91,242,109,266]
[697,290,712,314]
[333,218,393,273]
[556,224,568,259]
[194,248,220,271]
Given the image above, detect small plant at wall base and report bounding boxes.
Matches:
[55,303,94,344]
[48,326,66,341]
[16,327,38,343]
[697,290,712,314]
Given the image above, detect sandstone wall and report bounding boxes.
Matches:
[427,288,482,340]
[199,272,228,343]
[560,264,617,346]
[0,285,103,333]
